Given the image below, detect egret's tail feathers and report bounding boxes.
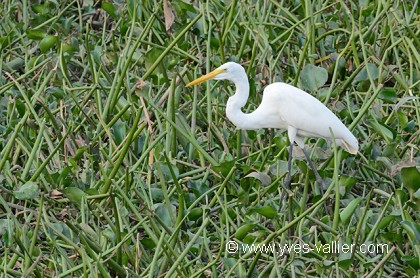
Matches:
[339,139,358,155]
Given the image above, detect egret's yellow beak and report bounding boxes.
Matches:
[186,68,224,87]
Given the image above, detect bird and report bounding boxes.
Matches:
[186,62,358,190]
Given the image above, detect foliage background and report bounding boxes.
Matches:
[0,0,419,277]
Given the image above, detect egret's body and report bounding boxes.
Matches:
[187,62,358,190]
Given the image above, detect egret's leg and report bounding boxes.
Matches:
[284,143,294,189]
[301,147,325,195]
[285,127,298,190]
[279,142,294,209]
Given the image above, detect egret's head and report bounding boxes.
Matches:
[186,62,246,87]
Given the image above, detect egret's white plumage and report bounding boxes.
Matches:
[187,62,358,154]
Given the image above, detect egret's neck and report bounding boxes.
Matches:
[225,75,253,129]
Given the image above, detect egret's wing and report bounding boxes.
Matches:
[263,83,358,152]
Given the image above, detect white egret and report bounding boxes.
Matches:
[186,62,358,189]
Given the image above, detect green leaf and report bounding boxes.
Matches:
[32,4,50,15]
[0,35,11,49]
[339,175,357,196]
[0,219,14,246]
[401,167,420,196]
[368,120,394,142]
[155,203,176,228]
[300,64,328,91]
[213,160,235,177]
[150,188,164,202]
[102,2,118,19]
[13,181,39,200]
[378,215,396,230]
[244,172,271,186]
[395,189,408,205]
[73,146,88,161]
[153,162,179,181]
[235,223,256,240]
[61,187,86,206]
[250,205,277,219]
[361,3,374,16]
[26,29,47,40]
[397,111,408,129]
[401,255,420,270]
[340,198,363,224]
[237,186,249,205]
[188,208,203,221]
[145,48,164,75]
[223,258,237,269]
[39,35,58,53]
[338,258,353,270]
[401,221,420,244]
[378,87,397,103]
[113,120,127,145]
[323,259,335,266]
[353,63,379,83]
[140,237,156,249]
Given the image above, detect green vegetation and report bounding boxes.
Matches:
[1,0,419,277]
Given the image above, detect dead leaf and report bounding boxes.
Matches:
[391,160,416,176]
[49,189,64,199]
[163,0,174,32]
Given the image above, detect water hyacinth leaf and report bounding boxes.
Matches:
[353,63,379,83]
[237,186,249,205]
[223,258,237,269]
[244,172,271,186]
[140,238,156,249]
[153,162,179,181]
[338,258,353,270]
[113,120,127,145]
[213,160,235,177]
[61,187,87,207]
[378,215,397,230]
[150,188,164,202]
[26,29,46,40]
[323,259,335,266]
[340,198,363,225]
[401,221,420,244]
[101,2,118,19]
[235,223,256,240]
[0,219,14,246]
[188,207,203,221]
[401,255,420,270]
[155,203,176,228]
[39,35,58,53]
[300,64,328,91]
[32,4,50,15]
[339,175,357,196]
[397,112,408,129]
[0,35,11,49]
[395,189,408,205]
[69,146,88,168]
[401,167,420,196]
[368,120,394,142]
[378,87,397,103]
[250,205,277,219]
[145,48,164,75]
[13,181,40,200]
